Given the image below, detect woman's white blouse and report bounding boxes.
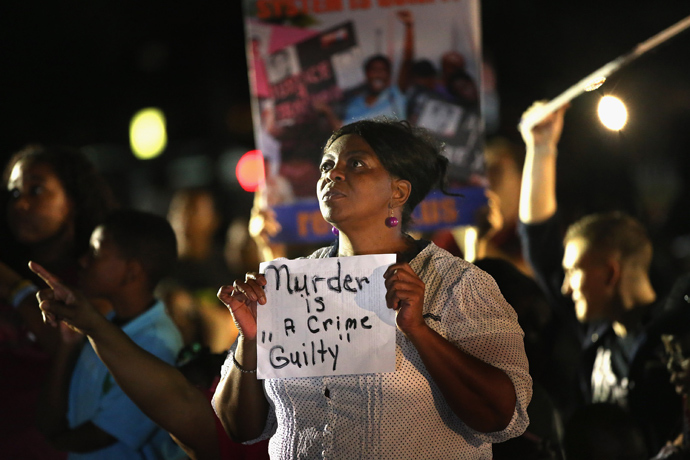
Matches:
[219,242,532,459]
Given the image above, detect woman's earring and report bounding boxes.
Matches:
[331,226,339,236]
[385,208,399,228]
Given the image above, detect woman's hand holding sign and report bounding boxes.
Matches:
[215,272,270,442]
[217,273,267,342]
[384,262,427,338]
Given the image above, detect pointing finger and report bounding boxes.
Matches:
[28,261,59,289]
[29,261,76,304]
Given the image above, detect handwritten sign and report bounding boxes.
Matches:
[257,254,397,379]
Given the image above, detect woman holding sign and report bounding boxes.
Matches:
[214,118,532,459]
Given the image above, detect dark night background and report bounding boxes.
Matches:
[4,0,690,274]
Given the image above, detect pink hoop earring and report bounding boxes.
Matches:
[385,208,399,228]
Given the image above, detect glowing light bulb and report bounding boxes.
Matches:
[130,108,167,159]
[597,96,628,131]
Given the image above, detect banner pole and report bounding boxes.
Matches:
[519,14,690,132]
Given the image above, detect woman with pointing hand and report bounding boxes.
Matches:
[214,118,532,459]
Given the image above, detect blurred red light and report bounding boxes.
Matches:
[236,150,265,192]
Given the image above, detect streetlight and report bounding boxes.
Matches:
[597,95,628,131]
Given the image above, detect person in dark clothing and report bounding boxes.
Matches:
[563,402,648,460]
[649,274,690,459]
[517,102,687,455]
[475,257,566,460]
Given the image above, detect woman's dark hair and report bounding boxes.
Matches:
[2,144,117,256]
[325,118,456,229]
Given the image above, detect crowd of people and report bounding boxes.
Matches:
[1,105,690,460]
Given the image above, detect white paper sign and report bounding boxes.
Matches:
[257,254,397,379]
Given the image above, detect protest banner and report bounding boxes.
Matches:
[271,186,486,243]
[243,0,486,243]
[257,254,397,379]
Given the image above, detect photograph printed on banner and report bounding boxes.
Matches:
[243,0,487,241]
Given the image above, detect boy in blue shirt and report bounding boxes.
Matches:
[36,209,185,460]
